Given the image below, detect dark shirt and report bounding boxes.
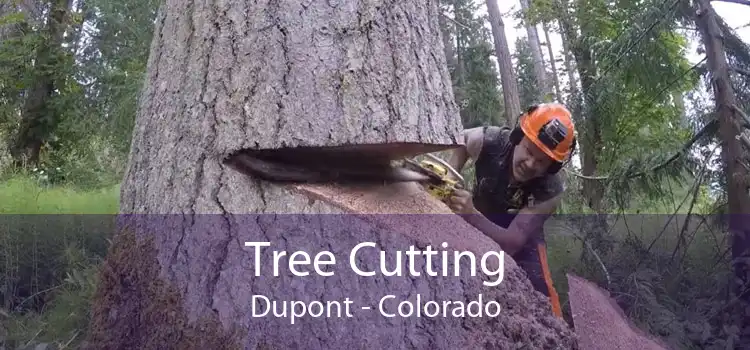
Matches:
[470,126,564,294]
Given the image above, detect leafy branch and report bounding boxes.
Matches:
[566,118,718,182]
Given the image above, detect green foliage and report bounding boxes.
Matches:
[0,176,117,347]
[441,0,504,128]
[458,42,504,127]
[0,19,39,128]
[4,247,100,349]
[81,0,160,155]
[551,0,701,213]
[545,210,735,350]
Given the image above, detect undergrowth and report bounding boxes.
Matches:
[0,172,736,350]
[0,175,118,349]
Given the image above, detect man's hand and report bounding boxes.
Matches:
[446,189,478,215]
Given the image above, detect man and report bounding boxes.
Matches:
[445,103,577,318]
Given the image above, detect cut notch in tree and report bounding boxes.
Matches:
[222,143,459,184]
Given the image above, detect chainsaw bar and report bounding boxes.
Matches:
[224,150,431,184]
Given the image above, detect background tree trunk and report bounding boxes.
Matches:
[10,0,72,166]
[542,22,563,102]
[438,4,457,73]
[694,0,750,344]
[519,0,550,102]
[84,0,577,348]
[560,31,578,103]
[485,0,521,125]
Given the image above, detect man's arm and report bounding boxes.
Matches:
[447,127,484,174]
[503,176,565,252]
[459,177,564,255]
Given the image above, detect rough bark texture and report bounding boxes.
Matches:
[86,0,579,348]
[119,0,466,215]
[485,0,521,125]
[437,7,456,73]
[694,0,750,344]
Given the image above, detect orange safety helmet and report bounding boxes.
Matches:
[510,103,577,169]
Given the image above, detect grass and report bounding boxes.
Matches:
[0,176,120,214]
[0,175,119,349]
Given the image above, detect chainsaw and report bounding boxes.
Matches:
[399,153,465,202]
[223,147,465,203]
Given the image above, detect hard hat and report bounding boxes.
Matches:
[518,103,576,163]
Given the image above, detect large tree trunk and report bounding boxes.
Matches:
[519,0,550,101]
[694,0,750,345]
[84,1,577,348]
[485,0,521,124]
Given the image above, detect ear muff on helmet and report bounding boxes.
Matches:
[509,104,540,144]
[510,104,577,174]
[546,135,576,174]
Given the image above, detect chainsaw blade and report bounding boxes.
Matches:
[224,151,431,184]
[401,158,448,185]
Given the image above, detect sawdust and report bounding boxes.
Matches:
[567,273,672,350]
[87,179,579,348]
[293,182,579,349]
[292,182,453,213]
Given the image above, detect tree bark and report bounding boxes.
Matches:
[694,0,750,344]
[485,0,521,125]
[84,1,577,348]
[519,0,550,101]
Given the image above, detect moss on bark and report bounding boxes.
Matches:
[84,228,242,350]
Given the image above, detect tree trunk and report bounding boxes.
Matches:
[84,1,577,348]
[454,0,465,87]
[542,22,563,102]
[694,0,750,345]
[485,0,521,125]
[672,91,687,126]
[556,3,603,213]
[438,4,456,73]
[560,30,578,102]
[519,0,550,101]
[10,0,71,166]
